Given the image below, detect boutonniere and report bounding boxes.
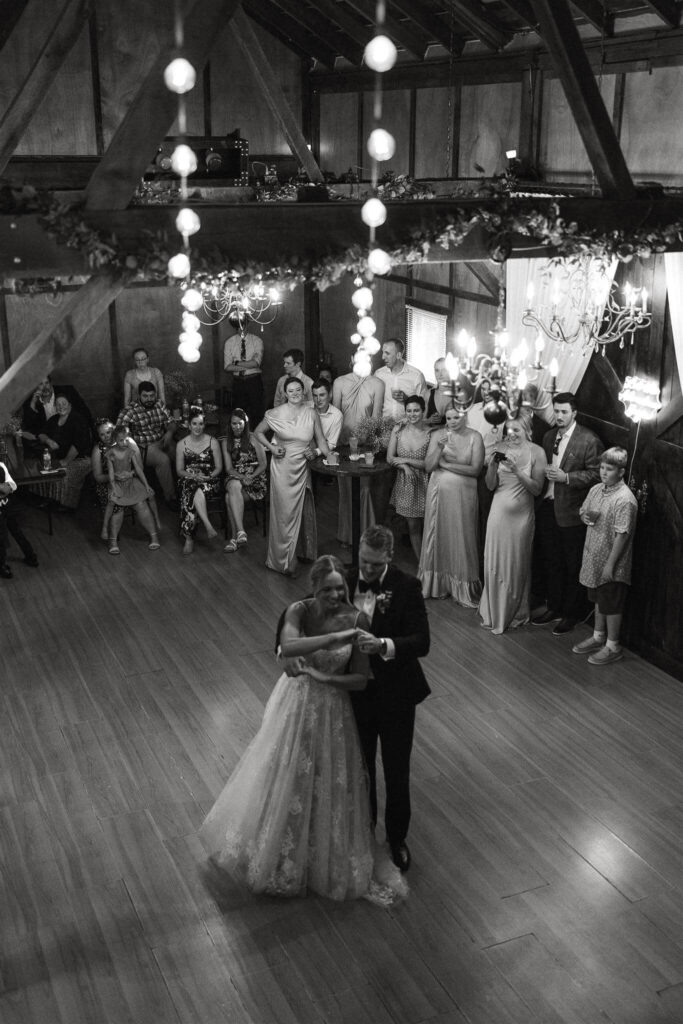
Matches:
[375,590,393,614]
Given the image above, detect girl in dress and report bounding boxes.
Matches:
[105,426,160,554]
[220,408,267,553]
[254,378,329,576]
[176,408,223,555]
[387,395,432,559]
[479,409,548,633]
[419,406,484,605]
[200,556,406,904]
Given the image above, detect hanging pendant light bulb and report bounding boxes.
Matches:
[352,286,374,310]
[175,208,201,236]
[367,128,396,162]
[364,34,397,73]
[178,341,201,362]
[361,197,388,228]
[168,253,191,278]
[181,312,201,333]
[164,58,197,94]
[181,288,203,312]
[179,330,203,348]
[368,248,392,275]
[171,144,197,177]
[357,315,377,338]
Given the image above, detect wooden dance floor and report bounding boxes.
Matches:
[2,490,683,1024]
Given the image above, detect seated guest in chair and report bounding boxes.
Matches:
[105,426,160,555]
[176,407,222,555]
[220,408,267,554]
[0,460,39,578]
[38,394,92,510]
[117,382,176,505]
[19,376,92,458]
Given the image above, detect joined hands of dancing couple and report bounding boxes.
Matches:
[200,547,418,906]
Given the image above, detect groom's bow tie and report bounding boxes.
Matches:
[359,578,381,594]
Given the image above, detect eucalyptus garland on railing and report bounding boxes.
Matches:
[3,180,683,294]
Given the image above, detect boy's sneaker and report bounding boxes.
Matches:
[588,646,623,666]
[572,636,605,655]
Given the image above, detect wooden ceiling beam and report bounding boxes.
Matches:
[570,0,614,35]
[463,261,502,298]
[233,8,325,182]
[643,0,680,28]
[0,0,29,55]
[497,0,536,26]
[445,0,512,51]
[0,0,90,178]
[389,0,466,55]
[269,0,363,65]
[343,0,431,59]
[528,0,635,199]
[84,0,240,211]
[313,0,372,47]
[0,270,127,420]
[243,0,337,69]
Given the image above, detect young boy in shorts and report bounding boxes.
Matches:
[572,446,637,665]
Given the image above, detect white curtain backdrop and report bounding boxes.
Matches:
[506,256,618,398]
[664,253,683,386]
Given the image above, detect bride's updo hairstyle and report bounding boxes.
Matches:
[310,554,350,601]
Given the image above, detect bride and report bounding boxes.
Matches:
[200,555,406,903]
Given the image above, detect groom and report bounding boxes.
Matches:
[349,525,430,873]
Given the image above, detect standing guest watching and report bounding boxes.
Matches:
[273,348,314,407]
[386,396,431,560]
[350,525,431,873]
[479,410,547,634]
[0,460,39,577]
[176,408,222,555]
[531,391,603,635]
[419,406,484,605]
[92,418,117,541]
[332,363,385,545]
[222,311,265,425]
[220,408,267,553]
[117,382,177,506]
[254,377,329,576]
[572,447,638,666]
[123,348,166,408]
[39,395,92,510]
[374,339,427,423]
[307,378,343,456]
[425,357,454,426]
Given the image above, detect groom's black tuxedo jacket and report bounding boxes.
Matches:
[348,565,431,706]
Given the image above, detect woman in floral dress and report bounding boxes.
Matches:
[387,395,432,559]
[220,408,267,553]
[175,407,222,555]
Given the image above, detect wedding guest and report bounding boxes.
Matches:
[176,408,222,555]
[20,376,91,458]
[200,555,406,904]
[39,394,92,510]
[220,408,267,553]
[0,460,39,578]
[105,426,160,554]
[222,311,264,425]
[331,362,384,545]
[531,391,603,635]
[521,382,556,445]
[374,339,427,423]
[425,357,454,425]
[123,348,166,407]
[572,447,638,666]
[479,409,547,634]
[307,379,343,454]
[254,377,329,576]
[419,407,484,605]
[92,419,117,541]
[273,348,314,407]
[387,396,431,560]
[116,382,176,505]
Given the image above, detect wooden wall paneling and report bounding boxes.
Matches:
[362,89,412,178]
[539,74,616,183]
[620,67,683,186]
[414,87,455,179]
[0,293,11,374]
[458,81,522,178]
[449,263,499,344]
[209,20,302,154]
[319,91,359,177]
[0,2,95,157]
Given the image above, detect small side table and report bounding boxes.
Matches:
[310,450,393,562]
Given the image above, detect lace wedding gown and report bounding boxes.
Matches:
[200,643,406,903]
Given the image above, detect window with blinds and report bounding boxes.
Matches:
[405,302,448,385]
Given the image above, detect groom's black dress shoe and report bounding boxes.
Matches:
[390,842,411,873]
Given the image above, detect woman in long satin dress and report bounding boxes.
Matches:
[479,409,547,634]
[254,377,329,576]
[418,406,484,605]
[200,556,407,905]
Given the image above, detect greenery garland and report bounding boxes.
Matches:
[2,180,683,295]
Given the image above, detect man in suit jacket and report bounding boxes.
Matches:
[349,525,430,873]
[532,391,603,635]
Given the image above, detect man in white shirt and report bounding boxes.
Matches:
[0,461,39,577]
[222,312,265,424]
[306,378,343,455]
[273,348,314,407]
[374,338,427,422]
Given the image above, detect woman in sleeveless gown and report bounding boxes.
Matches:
[254,377,329,576]
[419,406,484,605]
[176,407,222,555]
[200,556,407,904]
[105,425,160,554]
[387,396,432,559]
[220,407,267,553]
[479,409,548,634]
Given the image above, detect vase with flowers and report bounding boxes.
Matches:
[353,415,395,455]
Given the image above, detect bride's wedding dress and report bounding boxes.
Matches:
[200,642,406,904]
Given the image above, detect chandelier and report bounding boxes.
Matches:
[181,273,282,328]
[522,259,651,351]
